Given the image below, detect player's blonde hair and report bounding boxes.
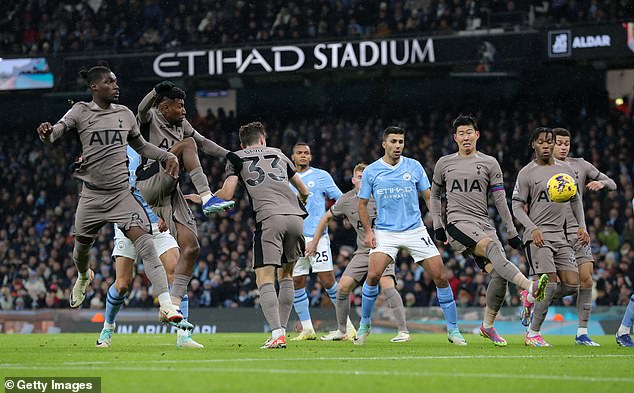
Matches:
[353,162,367,174]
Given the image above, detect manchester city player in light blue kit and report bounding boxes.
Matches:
[96,146,202,349]
[290,143,356,340]
[355,126,465,346]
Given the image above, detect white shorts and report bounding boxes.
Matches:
[293,235,333,276]
[371,226,439,263]
[112,223,179,262]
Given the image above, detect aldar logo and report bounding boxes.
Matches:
[549,30,571,58]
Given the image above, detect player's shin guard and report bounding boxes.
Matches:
[278,279,294,331]
[336,291,351,333]
[577,287,592,330]
[134,234,170,296]
[259,283,282,331]
[72,239,93,276]
[384,287,408,333]
[105,285,126,325]
[530,282,557,332]
[484,271,507,328]
[437,286,458,330]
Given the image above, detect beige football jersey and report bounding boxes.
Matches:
[56,101,139,191]
[329,189,377,255]
[226,146,307,223]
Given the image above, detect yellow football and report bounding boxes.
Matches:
[547,173,577,203]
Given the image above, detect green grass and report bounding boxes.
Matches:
[0,333,632,393]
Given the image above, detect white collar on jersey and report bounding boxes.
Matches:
[298,167,314,177]
[379,156,403,169]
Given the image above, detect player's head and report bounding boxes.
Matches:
[382,126,405,161]
[238,121,267,147]
[352,162,367,192]
[530,127,555,162]
[79,64,119,104]
[158,86,186,126]
[292,142,311,170]
[552,127,571,160]
[452,114,479,155]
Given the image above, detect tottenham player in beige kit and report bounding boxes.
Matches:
[36,65,184,325]
[431,115,548,346]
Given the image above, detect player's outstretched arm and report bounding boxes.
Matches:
[306,211,334,256]
[586,166,617,192]
[214,175,239,201]
[290,174,309,204]
[37,122,65,144]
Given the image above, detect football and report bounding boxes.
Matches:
[547,173,577,203]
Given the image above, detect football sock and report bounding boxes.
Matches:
[72,239,92,276]
[278,278,294,331]
[361,282,379,325]
[105,285,126,325]
[171,273,190,299]
[384,287,408,333]
[576,287,592,332]
[336,291,350,333]
[554,282,579,299]
[180,294,189,321]
[485,242,529,288]
[530,282,557,332]
[134,234,169,296]
[259,283,281,331]
[293,288,313,330]
[189,167,211,196]
[437,285,458,330]
[617,295,634,336]
[484,271,507,328]
[326,282,338,303]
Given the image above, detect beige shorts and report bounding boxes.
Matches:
[73,186,151,239]
[343,252,396,283]
[568,233,594,266]
[136,167,197,237]
[446,221,499,254]
[253,214,305,269]
[526,234,576,275]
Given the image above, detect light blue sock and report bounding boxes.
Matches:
[326,282,338,303]
[293,288,311,322]
[361,282,379,326]
[105,285,126,325]
[437,286,458,330]
[180,294,189,321]
[622,295,634,328]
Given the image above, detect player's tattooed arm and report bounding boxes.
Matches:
[214,175,239,201]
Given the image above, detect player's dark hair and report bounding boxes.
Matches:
[529,127,554,147]
[78,63,111,86]
[553,127,571,138]
[383,126,405,141]
[293,142,310,155]
[239,121,267,146]
[452,114,478,133]
[159,86,186,102]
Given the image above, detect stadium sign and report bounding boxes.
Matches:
[547,23,634,60]
[153,38,436,77]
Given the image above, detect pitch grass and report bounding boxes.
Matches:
[0,333,632,393]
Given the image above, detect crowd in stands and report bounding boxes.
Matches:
[0,100,633,314]
[1,0,632,56]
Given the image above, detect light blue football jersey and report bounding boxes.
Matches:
[291,167,342,237]
[358,156,430,232]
